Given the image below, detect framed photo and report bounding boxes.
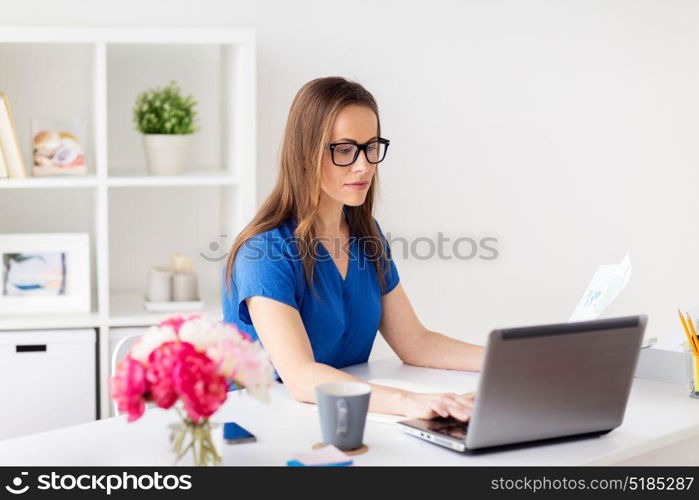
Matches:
[0,234,91,315]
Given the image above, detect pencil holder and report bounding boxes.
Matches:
[683,342,699,399]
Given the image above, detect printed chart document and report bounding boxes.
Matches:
[569,253,631,322]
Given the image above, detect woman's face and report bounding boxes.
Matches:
[320,104,378,208]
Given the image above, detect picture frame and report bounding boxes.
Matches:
[0,233,91,314]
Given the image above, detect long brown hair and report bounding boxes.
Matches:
[224,76,390,296]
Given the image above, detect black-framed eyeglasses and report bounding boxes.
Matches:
[325,137,390,167]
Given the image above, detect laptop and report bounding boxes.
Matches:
[396,315,647,453]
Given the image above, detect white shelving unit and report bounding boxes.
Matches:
[0,27,257,418]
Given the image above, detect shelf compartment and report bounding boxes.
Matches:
[108,186,230,299]
[106,43,226,176]
[0,42,97,178]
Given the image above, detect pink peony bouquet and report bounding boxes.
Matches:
[109,313,275,423]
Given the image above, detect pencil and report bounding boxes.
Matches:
[682,311,699,354]
[685,312,699,354]
[684,312,699,352]
[685,313,699,356]
[678,309,699,354]
[683,312,699,395]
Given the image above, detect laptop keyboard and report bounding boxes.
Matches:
[427,417,469,440]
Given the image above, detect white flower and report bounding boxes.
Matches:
[178,317,231,353]
[130,325,177,363]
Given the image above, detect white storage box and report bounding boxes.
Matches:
[634,340,688,385]
[0,329,96,441]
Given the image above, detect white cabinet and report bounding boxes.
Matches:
[0,329,96,441]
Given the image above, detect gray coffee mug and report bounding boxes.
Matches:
[316,382,371,451]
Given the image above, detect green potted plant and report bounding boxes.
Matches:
[133,81,198,175]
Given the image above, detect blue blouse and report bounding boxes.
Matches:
[221,213,399,380]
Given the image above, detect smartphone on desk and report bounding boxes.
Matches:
[224,422,256,444]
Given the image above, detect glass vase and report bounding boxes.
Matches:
[684,342,699,399]
[168,417,223,466]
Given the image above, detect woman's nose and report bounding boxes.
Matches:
[350,153,370,173]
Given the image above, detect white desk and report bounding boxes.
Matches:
[0,357,698,466]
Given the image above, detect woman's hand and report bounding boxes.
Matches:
[400,392,476,421]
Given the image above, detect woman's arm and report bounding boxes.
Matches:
[245,295,474,420]
[379,284,485,372]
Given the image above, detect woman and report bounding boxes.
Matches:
[223,76,484,421]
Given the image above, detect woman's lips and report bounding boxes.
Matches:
[345,182,369,190]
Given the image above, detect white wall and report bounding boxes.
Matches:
[3,0,698,357]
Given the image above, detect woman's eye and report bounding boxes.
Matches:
[366,145,377,152]
[337,147,353,154]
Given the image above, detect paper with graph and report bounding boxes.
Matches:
[569,253,631,322]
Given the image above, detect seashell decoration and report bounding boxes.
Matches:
[31,127,87,176]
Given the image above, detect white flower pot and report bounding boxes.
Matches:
[143,134,192,175]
